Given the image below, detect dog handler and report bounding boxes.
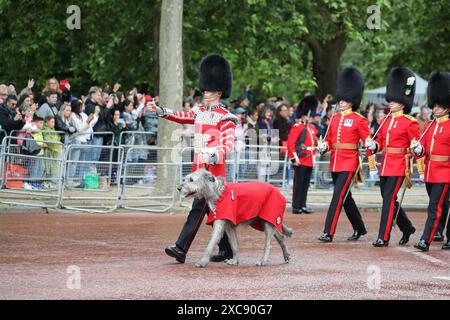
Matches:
[149,54,238,263]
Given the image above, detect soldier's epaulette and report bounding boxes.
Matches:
[404,114,417,122]
[354,112,365,118]
[221,112,239,124]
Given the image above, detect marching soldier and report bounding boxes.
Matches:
[287,95,318,214]
[318,67,370,242]
[366,67,419,247]
[411,71,450,251]
[149,54,239,263]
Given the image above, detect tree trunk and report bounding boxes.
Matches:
[157,0,184,193]
[304,33,347,101]
[153,0,161,95]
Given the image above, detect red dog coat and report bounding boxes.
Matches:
[206,182,286,233]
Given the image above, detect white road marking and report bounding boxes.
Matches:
[433,277,450,281]
[396,247,447,266]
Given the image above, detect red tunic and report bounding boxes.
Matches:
[206,182,286,233]
[287,123,318,167]
[373,113,420,177]
[325,110,371,173]
[163,104,237,178]
[422,118,450,183]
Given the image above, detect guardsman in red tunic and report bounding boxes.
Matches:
[366,67,419,247]
[150,55,238,263]
[412,71,450,251]
[317,67,371,242]
[287,96,318,214]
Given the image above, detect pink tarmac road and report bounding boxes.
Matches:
[0,210,449,299]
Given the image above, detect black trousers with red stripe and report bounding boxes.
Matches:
[292,165,313,210]
[437,190,449,237]
[324,172,366,236]
[421,183,450,244]
[377,176,415,241]
[176,198,231,254]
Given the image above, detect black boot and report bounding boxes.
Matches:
[372,238,389,247]
[292,208,303,214]
[210,250,233,262]
[434,232,445,242]
[442,240,450,250]
[211,236,233,262]
[318,233,333,242]
[301,207,314,214]
[399,227,416,245]
[414,239,429,252]
[347,229,367,241]
[165,245,186,263]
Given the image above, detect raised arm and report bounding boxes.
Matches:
[154,104,197,125]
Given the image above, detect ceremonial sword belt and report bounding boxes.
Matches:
[332,143,358,150]
[384,147,410,154]
[426,154,450,162]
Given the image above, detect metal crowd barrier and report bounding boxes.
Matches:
[0,132,435,212]
[0,136,65,208]
[59,144,124,213]
[120,146,178,212]
[236,144,288,192]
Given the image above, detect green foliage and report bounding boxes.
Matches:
[342,0,450,89]
[0,0,159,95]
[0,0,448,102]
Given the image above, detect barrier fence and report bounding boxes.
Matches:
[0,132,431,212]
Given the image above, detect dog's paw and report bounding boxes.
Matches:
[256,260,267,266]
[284,254,291,263]
[195,259,209,268]
[225,258,239,266]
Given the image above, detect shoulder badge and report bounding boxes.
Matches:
[221,112,239,124]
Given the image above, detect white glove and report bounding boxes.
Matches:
[318,141,328,154]
[365,139,377,152]
[411,141,424,157]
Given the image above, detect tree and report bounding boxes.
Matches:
[157,0,184,188]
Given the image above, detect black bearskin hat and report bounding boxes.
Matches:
[427,71,450,109]
[199,54,233,99]
[385,67,416,114]
[296,95,318,118]
[335,67,364,111]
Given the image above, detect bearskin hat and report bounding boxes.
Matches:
[199,54,233,99]
[296,95,318,118]
[427,71,450,109]
[335,67,364,111]
[385,67,416,114]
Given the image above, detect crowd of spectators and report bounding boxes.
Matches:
[0,78,432,189]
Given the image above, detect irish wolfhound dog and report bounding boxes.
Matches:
[178,169,293,268]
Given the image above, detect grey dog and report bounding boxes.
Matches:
[178,169,293,268]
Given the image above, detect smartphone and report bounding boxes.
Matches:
[117,118,124,125]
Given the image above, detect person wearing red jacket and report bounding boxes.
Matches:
[366,67,419,247]
[287,95,318,214]
[411,71,450,251]
[317,67,370,242]
[150,55,238,263]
